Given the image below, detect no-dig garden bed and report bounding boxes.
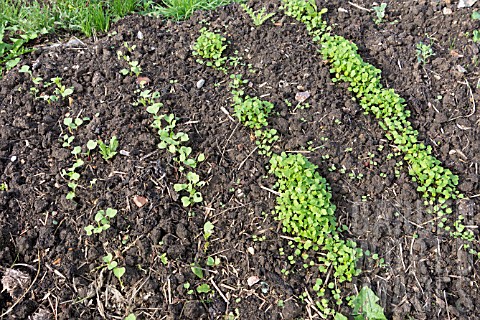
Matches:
[1,0,480,319]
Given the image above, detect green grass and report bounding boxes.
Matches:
[148,0,243,20]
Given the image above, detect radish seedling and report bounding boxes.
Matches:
[98,136,118,161]
[84,208,117,235]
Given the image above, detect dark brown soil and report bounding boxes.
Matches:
[1,1,479,319]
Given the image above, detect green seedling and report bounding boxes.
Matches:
[241,4,276,26]
[29,86,39,97]
[51,77,74,98]
[191,263,204,279]
[64,116,86,132]
[349,286,387,319]
[252,235,266,242]
[102,253,125,288]
[84,208,118,235]
[173,172,205,207]
[124,314,136,320]
[159,253,168,265]
[203,221,214,241]
[255,128,279,156]
[86,140,97,156]
[372,3,387,25]
[152,114,189,153]
[472,11,480,20]
[123,42,137,53]
[229,51,243,67]
[135,89,161,107]
[120,60,142,77]
[183,282,194,295]
[206,256,220,267]
[473,30,480,43]
[71,146,82,157]
[62,158,84,200]
[98,136,118,161]
[146,102,163,114]
[176,146,205,169]
[193,28,227,68]
[19,65,43,85]
[233,96,274,129]
[0,182,7,191]
[38,92,59,104]
[416,41,434,65]
[62,135,75,147]
[196,283,211,294]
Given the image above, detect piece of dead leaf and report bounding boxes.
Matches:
[30,308,51,320]
[136,77,150,85]
[1,268,30,299]
[456,65,467,73]
[295,91,310,103]
[133,195,148,208]
[247,275,260,287]
[450,50,463,58]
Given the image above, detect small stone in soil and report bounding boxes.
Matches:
[247,275,260,287]
[458,0,477,8]
[196,79,205,89]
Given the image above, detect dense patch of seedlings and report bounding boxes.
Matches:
[270,153,362,317]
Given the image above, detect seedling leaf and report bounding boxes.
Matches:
[107,261,118,270]
[351,286,386,320]
[84,225,94,235]
[87,140,97,150]
[103,253,113,263]
[191,264,204,279]
[113,267,125,279]
[124,314,136,320]
[204,221,214,237]
[196,283,210,293]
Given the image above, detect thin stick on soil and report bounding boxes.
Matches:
[348,1,372,11]
[303,288,326,319]
[167,276,172,305]
[210,278,229,306]
[238,147,258,170]
[1,250,42,318]
[444,290,451,320]
[259,184,281,196]
[220,106,235,122]
[448,80,476,121]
